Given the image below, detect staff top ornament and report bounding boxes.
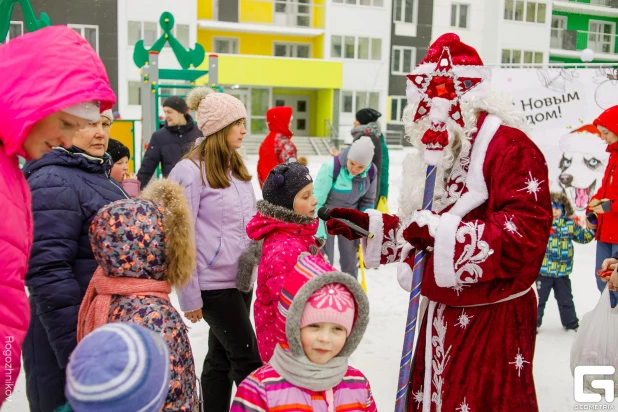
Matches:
[406,33,491,166]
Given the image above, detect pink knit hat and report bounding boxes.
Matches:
[299,283,356,336]
[186,87,247,137]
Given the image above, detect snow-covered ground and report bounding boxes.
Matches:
[2,149,606,411]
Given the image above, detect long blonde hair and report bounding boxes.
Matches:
[183,121,252,189]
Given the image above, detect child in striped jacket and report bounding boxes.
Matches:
[231,254,377,412]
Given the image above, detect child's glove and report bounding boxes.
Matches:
[402,210,439,250]
[326,208,370,240]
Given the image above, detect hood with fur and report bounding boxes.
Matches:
[89,179,195,287]
[551,191,574,217]
[275,254,369,358]
[247,200,318,241]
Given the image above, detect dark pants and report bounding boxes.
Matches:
[200,289,262,412]
[536,275,579,329]
[324,234,359,278]
[23,299,67,412]
[595,241,618,308]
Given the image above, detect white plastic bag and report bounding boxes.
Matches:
[570,288,618,393]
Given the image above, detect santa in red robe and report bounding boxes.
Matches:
[325,34,552,411]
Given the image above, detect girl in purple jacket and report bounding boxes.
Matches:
[168,87,262,411]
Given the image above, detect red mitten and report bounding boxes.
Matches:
[402,210,439,250]
[326,208,370,240]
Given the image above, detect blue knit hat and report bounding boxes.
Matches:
[66,323,170,412]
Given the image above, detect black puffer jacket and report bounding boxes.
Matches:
[22,147,128,411]
[137,114,202,187]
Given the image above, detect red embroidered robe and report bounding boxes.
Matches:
[362,113,552,412]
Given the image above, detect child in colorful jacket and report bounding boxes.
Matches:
[247,161,325,363]
[231,254,377,412]
[314,136,377,278]
[537,192,595,331]
[76,179,199,411]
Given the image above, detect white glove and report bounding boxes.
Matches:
[397,243,415,292]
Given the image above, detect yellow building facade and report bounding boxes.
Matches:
[196,0,340,137]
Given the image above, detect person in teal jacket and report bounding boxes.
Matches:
[314,136,377,278]
[537,192,595,331]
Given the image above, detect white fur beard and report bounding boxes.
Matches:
[397,93,527,222]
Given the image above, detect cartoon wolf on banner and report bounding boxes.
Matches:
[557,124,608,214]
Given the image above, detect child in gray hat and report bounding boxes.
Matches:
[314,136,377,278]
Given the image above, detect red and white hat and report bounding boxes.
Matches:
[406,33,491,107]
[559,124,607,155]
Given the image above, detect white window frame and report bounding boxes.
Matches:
[588,19,616,54]
[127,80,141,106]
[68,24,99,53]
[4,21,23,43]
[213,37,240,54]
[394,0,418,24]
[128,21,191,48]
[273,42,312,58]
[389,96,407,124]
[501,49,543,66]
[504,1,546,24]
[391,46,416,75]
[332,0,384,6]
[273,0,313,27]
[331,35,381,60]
[451,3,469,28]
[341,90,380,114]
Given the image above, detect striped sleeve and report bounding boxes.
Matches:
[231,373,268,412]
[366,379,378,412]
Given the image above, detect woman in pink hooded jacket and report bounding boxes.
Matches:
[0,26,115,406]
[246,161,328,363]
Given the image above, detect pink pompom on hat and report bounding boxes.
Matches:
[300,283,356,336]
[186,86,247,137]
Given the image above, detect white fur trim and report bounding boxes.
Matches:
[433,212,461,288]
[429,98,450,123]
[423,150,444,166]
[559,130,607,156]
[432,115,502,288]
[410,210,440,237]
[397,243,415,292]
[361,209,384,269]
[450,115,502,218]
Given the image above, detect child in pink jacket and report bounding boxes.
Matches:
[246,160,326,363]
[231,254,376,411]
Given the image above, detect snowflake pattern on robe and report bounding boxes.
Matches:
[456,397,471,412]
[509,347,530,377]
[382,226,406,263]
[517,171,544,201]
[503,215,523,238]
[413,385,423,407]
[455,309,473,329]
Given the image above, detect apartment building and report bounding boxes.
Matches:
[550,0,618,64]
[386,0,434,137]
[430,0,552,66]
[5,0,119,109]
[118,0,198,119]
[196,0,391,140]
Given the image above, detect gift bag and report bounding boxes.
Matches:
[376,196,390,214]
[570,288,618,393]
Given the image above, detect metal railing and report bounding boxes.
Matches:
[570,0,618,8]
[550,28,618,54]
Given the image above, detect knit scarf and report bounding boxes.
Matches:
[269,344,348,392]
[351,122,381,140]
[77,267,171,342]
